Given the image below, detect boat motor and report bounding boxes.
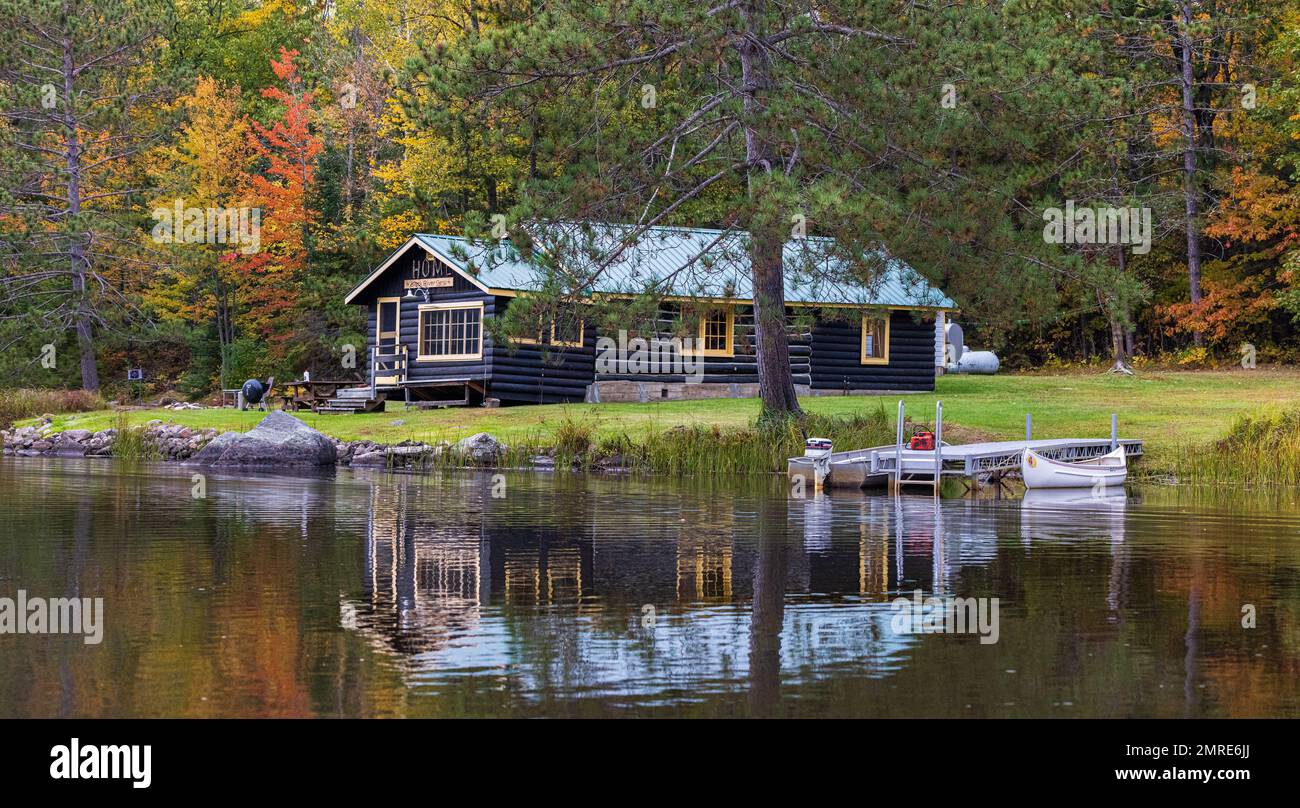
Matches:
[804,437,833,490]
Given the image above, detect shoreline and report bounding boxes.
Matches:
[0,418,627,474]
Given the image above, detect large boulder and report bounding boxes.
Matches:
[191,411,337,467]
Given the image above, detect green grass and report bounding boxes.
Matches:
[17,367,1300,475]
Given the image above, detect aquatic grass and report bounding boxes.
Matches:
[364,406,895,476]
[551,410,596,469]
[1170,405,1300,486]
[626,406,895,475]
[110,412,160,461]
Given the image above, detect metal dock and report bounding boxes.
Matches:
[788,400,1143,493]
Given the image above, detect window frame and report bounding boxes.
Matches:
[682,305,735,357]
[416,301,484,362]
[516,317,585,348]
[860,313,890,365]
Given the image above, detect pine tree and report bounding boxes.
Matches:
[0,0,173,391]
[407,1,1107,417]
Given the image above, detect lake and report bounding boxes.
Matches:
[1,458,1297,718]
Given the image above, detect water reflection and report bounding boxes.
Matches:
[2,458,1298,717]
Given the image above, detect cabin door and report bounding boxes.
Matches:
[375,297,402,385]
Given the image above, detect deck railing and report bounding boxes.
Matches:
[369,344,408,397]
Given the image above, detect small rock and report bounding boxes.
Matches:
[455,432,506,464]
[350,451,389,467]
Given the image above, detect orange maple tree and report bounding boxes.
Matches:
[228,48,324,354]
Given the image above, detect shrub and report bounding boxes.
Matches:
[0,388,106,429]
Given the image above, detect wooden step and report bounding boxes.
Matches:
[318,396,385,413]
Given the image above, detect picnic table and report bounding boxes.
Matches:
[277,379,362,412]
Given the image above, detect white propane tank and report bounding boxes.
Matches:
[951,350,1000,374]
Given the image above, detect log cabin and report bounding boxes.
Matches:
[338,224,955,411]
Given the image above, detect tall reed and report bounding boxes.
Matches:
[1170,406,1300,486]
[110,413,159,461]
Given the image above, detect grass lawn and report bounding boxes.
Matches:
[22,367,1300,468]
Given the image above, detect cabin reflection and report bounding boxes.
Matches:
[341,476,1135,686]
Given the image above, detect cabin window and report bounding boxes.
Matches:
[683,305,734,357]
[517,315,585,348]
[551,317,584,348]
[861,314,889,365]
[513,313,547,346]
[418,302,483,361]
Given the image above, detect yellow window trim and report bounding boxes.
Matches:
[551,320,585,348]
[681,305,735,357]
[516,318,585,348]
[416,301,484,362]
[860,313,890,365]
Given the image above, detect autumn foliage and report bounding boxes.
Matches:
[232,48,323,352]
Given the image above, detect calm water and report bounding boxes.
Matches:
[1,458,1298,718]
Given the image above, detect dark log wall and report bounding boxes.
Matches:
[592,304,811,386]
[487,296,596,404]
[809,310,936,392]
[353,247,494,385]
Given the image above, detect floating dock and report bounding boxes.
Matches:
[788,401,1143,493]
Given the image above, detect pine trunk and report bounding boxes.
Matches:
[63,28,99,392]
[751,228,802,415]
[739,0,801,418]
[1178,0,1204,346]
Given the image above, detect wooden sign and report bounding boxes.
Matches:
[408,256,454,290]
[404,277,454,289]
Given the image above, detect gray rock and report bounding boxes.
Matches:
[455,432,506,464]
[389,444,431,457]
[52,433,86,457]
[191,411,337,467]
[350,451,389,467]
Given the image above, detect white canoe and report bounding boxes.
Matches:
[1021,446,1127,489]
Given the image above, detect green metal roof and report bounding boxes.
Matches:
[400,223,952,309]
